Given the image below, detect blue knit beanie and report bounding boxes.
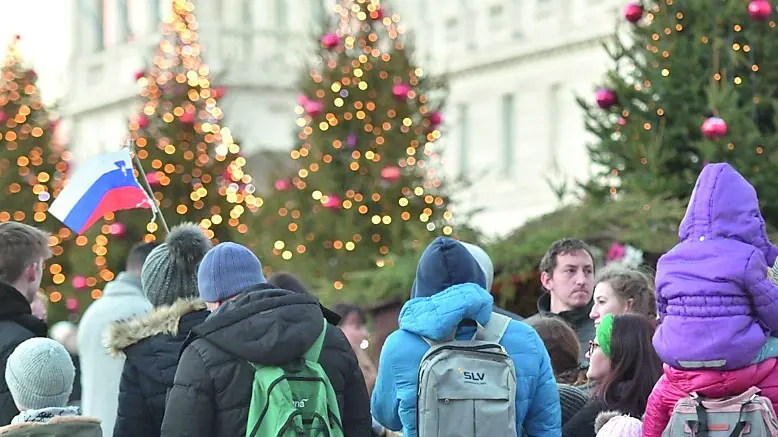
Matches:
[197,242,266,303]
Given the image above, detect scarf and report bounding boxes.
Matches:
[11,406,80,425]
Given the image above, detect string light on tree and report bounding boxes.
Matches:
[0,35,74,318]
[256,0,455,295]
[69,0,261,301]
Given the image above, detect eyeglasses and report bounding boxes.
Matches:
[588,340,600,357]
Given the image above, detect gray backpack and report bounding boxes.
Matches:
[417,312,517,437]
[662,386,778,437]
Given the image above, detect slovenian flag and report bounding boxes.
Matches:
[50,149,153,234]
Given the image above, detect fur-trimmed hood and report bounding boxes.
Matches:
[104,297,207,356]
[0,416,101,436]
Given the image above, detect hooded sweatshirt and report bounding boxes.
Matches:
[372,237,560,437]
[654,163,778,370]
[159,284,371,437]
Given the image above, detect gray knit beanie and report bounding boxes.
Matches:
[198,242,266,303]
[460,242,495,290]
[5,338,75,410]
[142,222,212,307]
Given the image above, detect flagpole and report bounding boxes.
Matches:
[125,139,171,235]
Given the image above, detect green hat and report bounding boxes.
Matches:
[597,313,615,358]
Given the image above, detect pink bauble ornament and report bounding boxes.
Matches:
[297,95,309,106]
[137,115,149,129]
[618,117,627,126]
[72,276,87,290]
[146,172,161,186]
[322,195,342,209]
[275,179,291,191]
[371,6,384,20]
[134,69,146,81]
[212,86,227,99]
[748,0,773,20]
[110,223,126,236]
[180,112,195,124]
[321,33,341,49]
[304,100,323,117]
[595,88,617,109]
[392,83,411,101]
[66,297,79,312]
[0,111,6,123]
[381,165,401,183]
[624,3,643,23]
[702,117,728,139]
[428,111,443,126]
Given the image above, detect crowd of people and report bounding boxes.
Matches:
[0,162,777,436]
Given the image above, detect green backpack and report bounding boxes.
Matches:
[245,319,344,437]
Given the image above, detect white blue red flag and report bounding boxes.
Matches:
[50,149,153,234]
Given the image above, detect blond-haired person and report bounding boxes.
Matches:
[0,222,52,425]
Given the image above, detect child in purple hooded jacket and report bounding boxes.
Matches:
[653,162,778,371]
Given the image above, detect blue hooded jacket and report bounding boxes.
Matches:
[371,237,561,437]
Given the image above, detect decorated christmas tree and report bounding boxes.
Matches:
[0,36,74,319]
[580,0,778,226]
[67,0,260,313]
[256,0,454,302]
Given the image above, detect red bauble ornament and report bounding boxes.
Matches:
[371,6,384,20]
[321,33,341,49]
[146,172,161,186]
[322,194,342,209]
[392,83,411,101]
[381,165,401,183]
[702,117,728,139]
[212,86,227,99]
[428,111,443,126]
[110,223,126,236]
[624,3,644,23]
[304,100,323,117]
[72,276,87,290]
[66,297,79,312]
[748,0,773,20]
[134,69,146,81]
[180,112,195,124]
[595,88,617,109]
[137,115,149,129]
[274,179,291,191]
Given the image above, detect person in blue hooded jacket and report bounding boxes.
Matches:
[371,237,561,437]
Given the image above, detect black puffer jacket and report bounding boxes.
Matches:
[160,285,371,437]
[0,282,47,425]
[105,298,209,437]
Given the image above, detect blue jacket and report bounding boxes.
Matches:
[371,237,561,437]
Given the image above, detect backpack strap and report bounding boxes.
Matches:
[482,312,511,342]
[303,318,328,363]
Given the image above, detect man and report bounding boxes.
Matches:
[527,238,596,364]
[0,222,52,425]
[460,241,523,320]
[372,237,560,437]
[77,241,157,436]
[161,242,371,437]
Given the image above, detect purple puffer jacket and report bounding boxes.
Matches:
[654,163,778,370]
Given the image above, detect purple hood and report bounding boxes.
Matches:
[654,163,778,370]
[679,163,778,263]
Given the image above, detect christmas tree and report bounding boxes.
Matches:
[0,36,74,319]
[68,0,260,313]
[580,0,778,226]
[257,0,454,301]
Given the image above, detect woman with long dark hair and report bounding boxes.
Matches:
[563,313,662,437]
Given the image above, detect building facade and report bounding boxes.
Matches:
[64,0,626,237]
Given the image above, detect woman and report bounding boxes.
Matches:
[589,265,656,328]
[563,313,662,437]
[527,315,589,425]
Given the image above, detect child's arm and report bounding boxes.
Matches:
[747,250,778,333]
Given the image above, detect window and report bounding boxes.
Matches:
[458,103,469,176]
[90,0,105,51]
[310,0,325,26]
[119,0,132,41]
[536,0,554,19]
[501,94,515,175]
[548,83,561,171]
[489,4,504,31]
[275,0,287,29]
[101,0,117,49]
[446,18,459,44]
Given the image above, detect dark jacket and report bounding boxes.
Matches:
[526,294,595,365]
[160,285,371,437]
[0,283,47,425]
[105,298,209,437]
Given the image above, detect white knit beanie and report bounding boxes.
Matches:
[460,242,495,290]
[5,338,75,410]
